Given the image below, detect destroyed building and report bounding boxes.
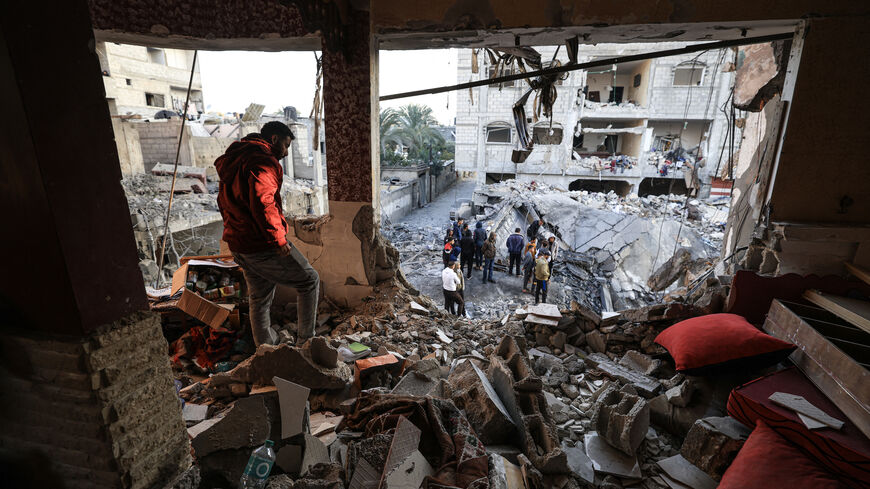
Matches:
[454,45,739,198]
[1,2,869,489]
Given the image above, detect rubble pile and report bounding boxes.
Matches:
[123,172,220,225]
[384,181,728,319]
[161,265,744,489]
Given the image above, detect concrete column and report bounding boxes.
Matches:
[286,5,388,307]
[0,2,189,487]
[1,0,147,336]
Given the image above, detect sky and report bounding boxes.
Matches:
[198,49,458,126]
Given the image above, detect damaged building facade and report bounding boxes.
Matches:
[455,44,740,198]
[1,2,869,489]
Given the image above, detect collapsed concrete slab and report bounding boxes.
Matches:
[585,352,661,398]
[448,359,515,445]
[590,385,650,456]
[223,343,352,390]
[189,396,270,458]
[680,416,751,481]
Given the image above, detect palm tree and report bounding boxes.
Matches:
[379,107,404,155]
[393,104,445,162]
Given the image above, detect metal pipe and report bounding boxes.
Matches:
[155,50,198,287]
[379,32,793,101]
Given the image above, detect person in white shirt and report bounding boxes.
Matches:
[441,261,463,315]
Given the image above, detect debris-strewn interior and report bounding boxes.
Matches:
[2,3,869,489]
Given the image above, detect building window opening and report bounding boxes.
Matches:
[487,64,516,88]
[638,177,689,197]
[569,179,632,197]
[673,63,705,86]
[532,126,563,145]
[486,125,512,143]
[608,87,624,104]
[147,47,166,65]
[145,92,165,107]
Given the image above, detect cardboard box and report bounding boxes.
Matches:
[171,254,239,328]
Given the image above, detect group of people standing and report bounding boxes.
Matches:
[440,216,560,316]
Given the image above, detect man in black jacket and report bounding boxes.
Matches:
[460,224,475,278]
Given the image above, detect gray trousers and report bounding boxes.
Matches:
[232,246,320,346]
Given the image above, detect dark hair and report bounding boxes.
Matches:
[515,228,521,232]
[261,121,295,141]
[447,261,456,267]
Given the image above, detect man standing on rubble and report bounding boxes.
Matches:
[534,249,551,304]
[215,121,320,347]
[546,235,559,275]
[473,221,486,270]
[441,260,463,315]
[506,228,525,276]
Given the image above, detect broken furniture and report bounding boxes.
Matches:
[727,366,870,487]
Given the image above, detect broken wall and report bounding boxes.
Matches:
[134,119,194,171]
[0,313,190,488]
[112,118,145,176]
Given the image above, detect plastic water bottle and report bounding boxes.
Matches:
[239,440,275,488]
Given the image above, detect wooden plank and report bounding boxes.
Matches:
[769,392,844,429]
[845,261,870,286]
[803,289,870,335]
[763,300,869,438]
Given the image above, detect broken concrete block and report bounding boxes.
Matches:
[448,359,515,444]
[550,331,567,351]
[562,441,594,484]
[584,353,660,398]
[226,344,352,390]
[182,403,208,423]
[590,385,649,456]
[560,383,579,400]
[229,382,249,397]
[661,373,685,390]
[585,330,606,353]
[408,300,428,315]
[190,396,270,458]
[656,454,716,489]
[665,381,693,408]
[274,376,311,439]
[583,432,641,479]
[310,337,339,368]
[300,432,329,477]
[384,450,432,489]
[391,371,442,397]
[680,416,751,481]
[618,350,662,377]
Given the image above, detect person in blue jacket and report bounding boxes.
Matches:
[473,221,487,270]
[505,228,525,276]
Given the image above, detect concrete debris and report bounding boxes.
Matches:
[274,376,311,439]
[301,432,330,477]
[665,381,694,408]
[680,416,751,481]
[562,441,595,484]
[448,359,516,444]
[182,402,209,423]
[584,431,641,479]
[585,353,661,398]
[310,337,340,368]
[656,454,717,489]
[590,385,650,456]
[225,343,352,390]
[619,350,662,377]
[189,395,270,458]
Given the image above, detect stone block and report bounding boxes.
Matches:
[666,380,694,407]
[225,344,351,390]
[190,396,270,458]
[590,385,649,456]
[680,416,751,481]
[618,350,662,376]
[309,337,339,369]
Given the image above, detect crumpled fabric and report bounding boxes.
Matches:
[170,324,239,371]
[341,393,489,489]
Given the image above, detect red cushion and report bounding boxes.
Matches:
[728,367,870,487]
[654,313,795,374]
[719,420,845,489]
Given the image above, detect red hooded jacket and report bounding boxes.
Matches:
[215,135,288,253]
